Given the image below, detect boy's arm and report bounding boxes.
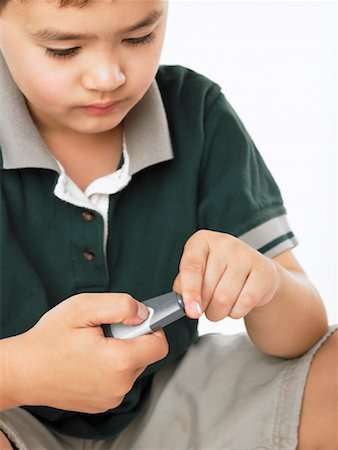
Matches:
[173,231,329,359]
[244,250,329,358]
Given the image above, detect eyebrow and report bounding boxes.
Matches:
[30,8,164,42]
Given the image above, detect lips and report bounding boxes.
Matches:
[80,100,121,115]
[86,101,119,109]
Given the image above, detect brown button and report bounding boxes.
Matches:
[82,211,96,222]
[82,250,96,261]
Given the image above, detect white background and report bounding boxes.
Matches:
[160,1,337,335]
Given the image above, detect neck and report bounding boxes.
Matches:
[41,124,124,191]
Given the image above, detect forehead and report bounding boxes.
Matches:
[11,0,165,12]
[3,0,167,28]
[19,0,114,7]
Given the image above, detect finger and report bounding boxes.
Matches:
[110,329,169,369]
[229,269,271,319]
[173,271,215,313]
[200,252,228,310]
[205,265,249,322]
[65,293,149,328]
[178,234,209,318]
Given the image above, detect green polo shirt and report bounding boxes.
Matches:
[0,52,297,440]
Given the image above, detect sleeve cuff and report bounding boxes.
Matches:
[238,214,298,257]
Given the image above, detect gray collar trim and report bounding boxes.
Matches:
[0,52,173,175]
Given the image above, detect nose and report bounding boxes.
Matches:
[82,57,126,92]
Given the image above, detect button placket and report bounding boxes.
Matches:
[81,211,97,262]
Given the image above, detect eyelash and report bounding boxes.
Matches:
[46,32,154,59]
[127,32,154,47]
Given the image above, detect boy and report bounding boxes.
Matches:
[0,0,336,449]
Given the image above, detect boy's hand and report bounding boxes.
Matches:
[4,294,168,413]
[173,230,280,321]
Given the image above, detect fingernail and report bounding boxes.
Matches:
[189,301,202,316]
[137,302,149,321]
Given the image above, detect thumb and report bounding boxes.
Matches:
[63,293,149,328]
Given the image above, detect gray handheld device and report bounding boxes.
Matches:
[102,292,186,339]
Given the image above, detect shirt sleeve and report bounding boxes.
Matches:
[197,88,298,258]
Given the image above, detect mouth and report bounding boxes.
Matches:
[80,101,121,115]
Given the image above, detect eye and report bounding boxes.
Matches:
[46,47,80,59]
[124,32,154,47]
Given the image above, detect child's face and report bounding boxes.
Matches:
[0,0,168,136]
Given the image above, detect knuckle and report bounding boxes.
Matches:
[116,378,134,397]
[152,332,169,359]
[111,396,125,408]
[229,310,242,320]
[64,294,86,317]
[219,233,232,247]
[172,278,180,292]
[120,294,137,316]
[160,341,170,359]
[123,379,135,394]
[84,400,111,414]
[114,388,125,399]
[185,229,207,247]
[93,405,110,414]
[219,231,232,243]
[75,292,91,302]
[179,260,204,274]
[122,293,134,303]
[66,293,83,308]
[113,383,127,397]
[195,229,209,238]
[213,293,234,310]
[67,293,94,312]
[205,301,229,322]
[113,395,125,408]
[241,294,256,307]
[205,309,222,322]
[122,293,135,307]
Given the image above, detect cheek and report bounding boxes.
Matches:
[127,47,163,96]
[31,75,65,104]
[18,65,70,111]
[4,47,71,111]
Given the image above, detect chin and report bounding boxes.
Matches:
[69,122,119,134]
[83,116,124,133]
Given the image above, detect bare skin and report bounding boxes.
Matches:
[0,431,12,450]
[44,122,124,191]
[297,330,338,450]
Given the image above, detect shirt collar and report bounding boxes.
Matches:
[0,51,173,175]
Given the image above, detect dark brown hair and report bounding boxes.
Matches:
[0,0,91,12]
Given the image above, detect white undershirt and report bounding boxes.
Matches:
[53,143,132,253]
